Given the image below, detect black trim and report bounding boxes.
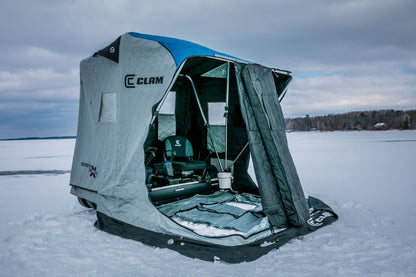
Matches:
[94,197,337,263]
[93,36,121,63]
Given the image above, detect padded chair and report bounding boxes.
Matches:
[164,136,206,171]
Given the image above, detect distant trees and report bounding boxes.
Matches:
[304,114,312,131]
[285,109,416,131]
[402,115,410,129]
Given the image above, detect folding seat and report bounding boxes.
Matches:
[164,136,206,171]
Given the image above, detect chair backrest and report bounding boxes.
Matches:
[165,136,194,159]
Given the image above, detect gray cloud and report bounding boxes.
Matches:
[0,0,415,138]
[285,70,416,116]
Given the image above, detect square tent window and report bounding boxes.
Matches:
[208,102,226,125]
[159,91,176,114]
[99,93,117,123]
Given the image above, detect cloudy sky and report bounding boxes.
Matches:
[0,0,415,138]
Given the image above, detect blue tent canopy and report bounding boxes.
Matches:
[128,32,242,68]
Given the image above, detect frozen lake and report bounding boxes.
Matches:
[288,130,416,239]
[0,131,415,276]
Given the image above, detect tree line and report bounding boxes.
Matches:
[285,109,416,131]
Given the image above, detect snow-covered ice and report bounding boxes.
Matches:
[0,132,415,276]
[225,202,257,211]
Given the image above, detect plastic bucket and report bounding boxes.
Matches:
[217,172,233,190]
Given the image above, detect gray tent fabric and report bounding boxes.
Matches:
[235,64,309,227]
[174,210,266,234]
[157,191,270,237]
[207,125,226,153]
[157,114,176,141]
[70,33,337,261]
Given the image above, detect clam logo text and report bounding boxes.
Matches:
[124,74,164,88]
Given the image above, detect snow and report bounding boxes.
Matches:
[225,202,257,211]
[1,132,416,276]
[0,139,75,171]
[171,217,246,237]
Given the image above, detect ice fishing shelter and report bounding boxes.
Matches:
[70,32,337,263]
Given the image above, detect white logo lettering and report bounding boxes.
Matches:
[307,211,332,227]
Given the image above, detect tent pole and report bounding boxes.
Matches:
[179,74,224,172]
[228,142,249,169]
[225,62,230,170]
[278,89,288,103]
